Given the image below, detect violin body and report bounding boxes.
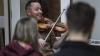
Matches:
[38,17,66,33]
[54,26,66,33]
[38,23,48,30]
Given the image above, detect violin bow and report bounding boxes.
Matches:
[44,9,67,41]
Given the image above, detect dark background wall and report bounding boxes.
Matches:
[0,0,4,16]
[48,0,60,21]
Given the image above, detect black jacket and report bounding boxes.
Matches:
[54,41,100,56]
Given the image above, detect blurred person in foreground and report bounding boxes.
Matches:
[54,2,100,56]
[0,17,42,56]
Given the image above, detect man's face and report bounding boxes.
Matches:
[29,2,43,21]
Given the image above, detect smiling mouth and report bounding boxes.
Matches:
[36,16,42,20]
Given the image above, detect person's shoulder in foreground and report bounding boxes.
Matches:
[0,41,42,56]
[54,41,100,56]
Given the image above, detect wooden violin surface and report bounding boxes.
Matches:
[38,22,66,33]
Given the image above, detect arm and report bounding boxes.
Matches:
[44,17,67,33]
[54,23,67,33]
[53,32,68,49]
[37,33,46,48]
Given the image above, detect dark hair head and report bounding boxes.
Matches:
[66,2,95,35]
[13,17,38,48]
[25,0,49,17]
[25,0,39,11]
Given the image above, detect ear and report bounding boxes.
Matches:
[27,12,31,16]
[26,10,31,16]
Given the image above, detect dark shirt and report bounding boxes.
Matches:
[0,41,42,56]
[54,41,100,56]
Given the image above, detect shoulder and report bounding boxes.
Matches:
[0,41,22,56]
[0,46,18,56]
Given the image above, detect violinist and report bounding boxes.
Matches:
[25,0,66,56]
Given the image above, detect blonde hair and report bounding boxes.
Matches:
[13,17,38,49]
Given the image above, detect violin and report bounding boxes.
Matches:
[38,9,67,41]
[38,22,66,33]
[37,17,50,31]
[38,22,49,30]
[53,25,66,33]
